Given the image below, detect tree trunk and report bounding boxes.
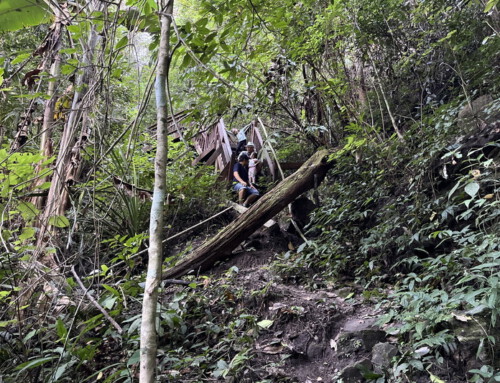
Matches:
[139,1,173,382]
[163,149,333,280]
[36,1,102,265]
[32,8,66,210]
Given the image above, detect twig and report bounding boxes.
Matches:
[115,206,233,265]
[71,266,123,334]
[164,279,193,286]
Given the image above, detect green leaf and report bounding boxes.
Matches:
[471,262,500,270]
[55,318,67,339]
[146,0,157,11]
[127,349,140,366]
[257,319,274,329]
[22,329,37,343]
[101,296,116,310]
[11,52,31,65]
[102,284,120,297]
[19,227,35,241]
[0,290,11,301]
[15,356,56,372]
[429,372,446,383]
[18,201,40,221]
[48,215,70,228]
[66,25,81,34]
[0,0,52,31]
[464,182,479,198]
[437,30,457,44]
[485,0,499,12]
[60,48,78,54]
[112,68,123,78]
[61,64,75,75]
[115,36,128,50]
[0,319,16,327]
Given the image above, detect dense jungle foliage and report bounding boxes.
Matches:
[0,0,499,382]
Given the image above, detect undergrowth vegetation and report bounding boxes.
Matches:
[275,97,500,381]
[0,0,499,382]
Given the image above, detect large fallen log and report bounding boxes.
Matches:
[163,149,333,279]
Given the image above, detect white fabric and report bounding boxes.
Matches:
[248,159,257,184]
[237,128,247,142]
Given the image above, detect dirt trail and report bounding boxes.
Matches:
[166,223,473,382]
[209,232,394,383]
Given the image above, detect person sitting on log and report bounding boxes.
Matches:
[233,152,259,207]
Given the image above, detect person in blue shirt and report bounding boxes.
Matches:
[233,152,259,207]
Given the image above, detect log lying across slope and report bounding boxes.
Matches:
[163,149,333,279]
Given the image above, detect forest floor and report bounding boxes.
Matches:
[164,218,472,383]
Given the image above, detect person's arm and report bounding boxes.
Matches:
[233,171,247,186]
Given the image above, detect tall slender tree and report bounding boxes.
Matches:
[139,0,174,381]
[36,0,104,267]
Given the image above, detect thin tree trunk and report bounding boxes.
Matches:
[139,1,173,382]
[355,54,367,110]
[36,1,102,266]
[32,11,65,210]
[367,50,404,141]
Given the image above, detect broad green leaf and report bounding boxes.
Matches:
[112,68,123,78]
[0,291,11,299]
[0,0,52,31]
[55,318,67,339]
[257,319,274,329]
[464,182,479,198]
[429,373,446,383]
[127,349,140,366]
[485,0,499,12]
[115,36,128,50]
[48,215,70,228]
[19,227,35,241]
[54,361,72,380]
[102,284,120,297]
[101,296,117,310]
[146,0,157,11]
[18,201,40,221]
[61,65,75,75]
[11,53,31,65]
[23,329,37,342]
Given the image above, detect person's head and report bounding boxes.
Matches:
[238,152,249,165]
[249,152,257,159]
[246,142,255,153]
[231,128,238,135]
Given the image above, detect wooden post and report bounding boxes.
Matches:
[163,149,333,279]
